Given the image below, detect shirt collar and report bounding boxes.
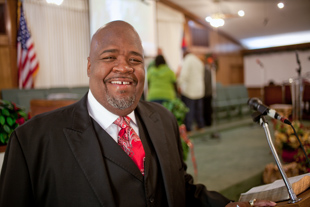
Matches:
[87,90,137,129]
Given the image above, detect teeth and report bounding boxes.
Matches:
[111,81,130,85]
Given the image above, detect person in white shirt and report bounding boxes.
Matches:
[178,50,205,132]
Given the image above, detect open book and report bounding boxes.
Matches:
[239,173,310,202]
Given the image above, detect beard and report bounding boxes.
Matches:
[106,90,135,110]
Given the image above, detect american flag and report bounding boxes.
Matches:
[17,5,39,89]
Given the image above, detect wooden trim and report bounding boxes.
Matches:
[158,0,242,47]
[242,43,310,55]
[0,34,8,45]
[5,0,18,88]
[0,145,6,153]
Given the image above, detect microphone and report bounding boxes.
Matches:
[247,97,291,125]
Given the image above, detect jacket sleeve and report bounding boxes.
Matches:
[184,172,232,207]
[0,131,35,206]
[171,117,232,207]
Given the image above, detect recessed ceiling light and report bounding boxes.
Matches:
[46,0,63,6]
[210,18,225,28]
[277,2,284,9]
[205,16,212,22]
[238,10,245,17]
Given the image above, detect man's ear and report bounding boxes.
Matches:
[87,57,91,77]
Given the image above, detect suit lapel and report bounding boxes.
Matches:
[136,103,174,204]
[63,95,117,207]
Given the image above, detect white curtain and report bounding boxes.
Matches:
[156,3,185,72]
[23,0,90,88]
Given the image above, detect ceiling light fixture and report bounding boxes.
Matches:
[277,2,284,9]
[205,15,225,28]
[46,0,64,6]
[238,10,245,17]
[205,9,244,28]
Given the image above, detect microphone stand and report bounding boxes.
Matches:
[251,112,301,204]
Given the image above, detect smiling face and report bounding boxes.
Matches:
[87,21,145,116]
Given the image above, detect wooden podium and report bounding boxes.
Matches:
[276,189,310,207]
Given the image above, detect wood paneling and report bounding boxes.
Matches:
[216,54,243,85]
[0,0,18,98]
[0,34,8,45]
[247,87,263,100]
[0,3,5,34]
[0,47,12,88]
[30,99,77,117]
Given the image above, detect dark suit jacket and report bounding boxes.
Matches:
[0,94,230,207]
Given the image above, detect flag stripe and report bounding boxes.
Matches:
[17,4,39,89]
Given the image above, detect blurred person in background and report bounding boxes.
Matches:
[147,55,177,104]
[178,50,205,132]
[147,48,163,70]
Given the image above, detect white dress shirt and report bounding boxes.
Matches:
[87,90,139,143]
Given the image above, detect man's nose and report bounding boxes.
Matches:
[112,59,134,73]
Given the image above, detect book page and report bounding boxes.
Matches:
[239,173,310,202]
[245,173,310,194]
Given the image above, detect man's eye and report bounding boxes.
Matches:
[102,56,116,61]
[129,58,142,63]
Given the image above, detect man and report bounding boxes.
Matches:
[178,51,205,132]
[0,21,275,207]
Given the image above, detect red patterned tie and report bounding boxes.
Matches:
[114,116,145,175]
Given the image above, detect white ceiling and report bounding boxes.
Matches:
[166,0,310,49]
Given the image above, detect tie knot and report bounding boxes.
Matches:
[114,116,131,128]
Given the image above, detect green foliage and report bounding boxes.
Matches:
[162,98,189,126]
[0,100,29,144]
[162,98,190,161]
[181,139,189,161]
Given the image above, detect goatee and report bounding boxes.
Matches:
[106,92,135,110]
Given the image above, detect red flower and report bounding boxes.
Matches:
[27,112,32,119]
[12,102,20,111]
[16,117,25,125]
[207,57,214,64]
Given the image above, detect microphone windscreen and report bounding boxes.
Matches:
[247,97,262,110]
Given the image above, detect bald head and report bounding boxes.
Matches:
[89,21,143,59]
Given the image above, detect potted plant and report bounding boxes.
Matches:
[274,120,310,172]
[0,100,29,149]
[162,98,190,160]
[162,98,198,178]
